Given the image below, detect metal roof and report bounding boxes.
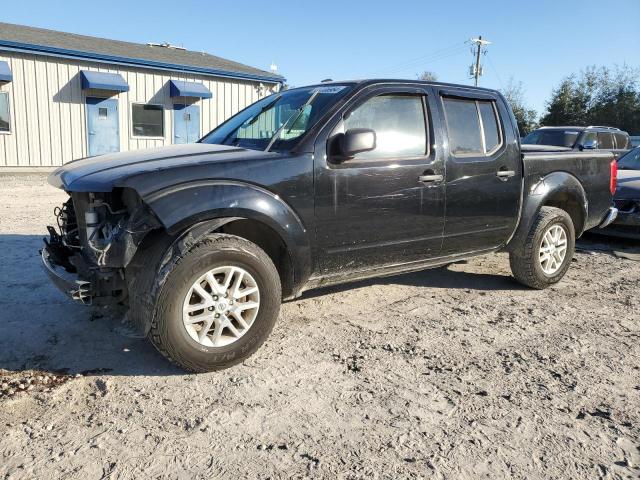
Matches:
[0,22,284,84]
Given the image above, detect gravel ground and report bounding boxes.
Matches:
[0,173,639,480]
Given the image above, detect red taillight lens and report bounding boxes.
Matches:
[610,159,618,195]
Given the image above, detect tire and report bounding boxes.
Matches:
[509,206,575,289]
[148,234,281,372]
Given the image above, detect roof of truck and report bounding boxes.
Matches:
[313,78,500,93]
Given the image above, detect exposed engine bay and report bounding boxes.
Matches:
[42,189,161,304]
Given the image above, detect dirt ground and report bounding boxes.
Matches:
[0,173,638,480]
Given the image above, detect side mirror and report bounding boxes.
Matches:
[580,139,597,150]
[339,128,376,158]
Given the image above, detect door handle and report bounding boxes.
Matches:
[419,174,444,183]
[496,170,515,178]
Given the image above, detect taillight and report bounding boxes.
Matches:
[610,159,618,195]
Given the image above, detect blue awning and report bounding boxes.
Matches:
[0,61,12,82]
[80,70,129,92]
[169,80,212,99]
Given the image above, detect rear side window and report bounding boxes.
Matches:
[478,101,500,152]
[614,132,628,149]
[597,132,614,149]
[343,94,427,160]
[443,97,502,156]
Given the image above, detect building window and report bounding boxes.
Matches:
[0,92,10,133]
[131,103,164,137]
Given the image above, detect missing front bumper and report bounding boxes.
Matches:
[41,247,92,303]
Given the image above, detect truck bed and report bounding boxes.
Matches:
[521,150,614,232]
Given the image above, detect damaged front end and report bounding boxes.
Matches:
[41,188,162,304]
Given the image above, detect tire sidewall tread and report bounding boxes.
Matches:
[509,207,576,289]
[146,234,281,372]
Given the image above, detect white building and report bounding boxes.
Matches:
[0,22,283,169]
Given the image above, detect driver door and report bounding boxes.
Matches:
[313,85,446,275]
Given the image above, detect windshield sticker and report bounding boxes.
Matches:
[312,86,347,94]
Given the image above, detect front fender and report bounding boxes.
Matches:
[507,171,588,250]
[143,180,312,292]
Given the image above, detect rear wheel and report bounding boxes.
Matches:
[509,207,575,289]
[149,234,281,372]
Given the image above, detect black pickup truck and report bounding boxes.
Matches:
[42,80,618,372]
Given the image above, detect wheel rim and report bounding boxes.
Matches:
[539,224,568,275]
[182,266,260,348]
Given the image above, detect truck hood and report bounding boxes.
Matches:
[48,143,278,192]
[615,169,640,200]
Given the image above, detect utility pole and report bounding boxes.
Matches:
[469,36,491,86]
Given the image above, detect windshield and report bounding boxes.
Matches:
[618,147,640,170]
[200,84,353,151]
[522,129,580,148]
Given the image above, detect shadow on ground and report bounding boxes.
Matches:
[1,231,634,376]
[578,232,640,260]
[0,234,181,377]
[299,262,525,300]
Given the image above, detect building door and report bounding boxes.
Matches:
[173,104,200,143]
[86,97,120,156]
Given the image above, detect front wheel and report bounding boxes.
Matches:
[149,234,281,372]
[509,206,576,289]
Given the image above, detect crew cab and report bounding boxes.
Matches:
[42,80,618,372]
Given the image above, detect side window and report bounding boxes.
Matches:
[343,94,427,160]
[442,98,482,155]
[581,131,597,147]
[597,132,614,149]
[0,92,10,133]
[442,97,503,157]
[478,101,500,152]
[614,132,628,149]
[132,103,164,137]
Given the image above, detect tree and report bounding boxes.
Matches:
[500,79,538,136]
[417,71,438,81]
[541,65,640,134]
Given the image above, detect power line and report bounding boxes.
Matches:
[371,42,466,74]
[484,52,504,89]
[370,42,469,76]
[469,36,491,86]
[381,48,469,77]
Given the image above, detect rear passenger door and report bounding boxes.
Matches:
[434,87,522,254]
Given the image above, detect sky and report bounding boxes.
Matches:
[3,0,639,115]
